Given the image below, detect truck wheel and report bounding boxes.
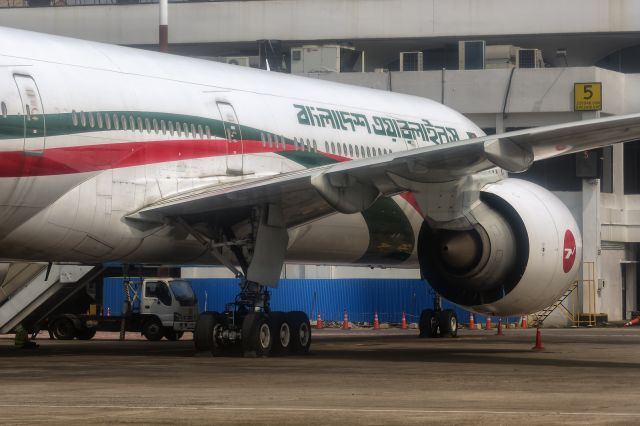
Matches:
[76,327,97,340]
[143,320,164,341]
[289,311,311,355]
[242,312,272,357]
[51,317,77,340]
[164,329,184,341]
[194,311,223,355]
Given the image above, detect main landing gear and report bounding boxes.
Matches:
[194,281,311,357]
[182,204,311,357]
[418,292,459,338]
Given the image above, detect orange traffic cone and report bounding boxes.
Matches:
[624,317,640,327]
[342,309,350,330]
[485,316,492,330]
[496,318,504,335]
[532,327,544,351]
[373,311,380,330]
[316,312,324,329]
[521,316,528,329]
[401,311,408,330]
[468,313,475,330]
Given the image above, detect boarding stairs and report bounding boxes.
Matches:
[530,281,579,328]
[0,263,103,334]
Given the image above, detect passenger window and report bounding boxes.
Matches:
[113,114,119,130]
[80,111,87,127]
[191,123,196,138]
[169,121,175,135]
[121,115,127,131]
[138,117,144,133]
[0,102,5,118]
[175,122,182,136]
[144,118,150,133]
[313,140,317,152]
[161,120,167,134]
[97,113,103,129]
[129,116,135,131]
[183,123,189,137]
[105,113,111,130]
[71,110,78,126]
[366,147,371,157]
[378,148,382,156]
[88,113,95,128]
[331,142,335,154]
[261,133,266,147]
[337,144,342,156]
[153,119,159,134]
[354,145,359,158]
[205,125,211,139]
[197,124,203,139]
[349,144,353,157]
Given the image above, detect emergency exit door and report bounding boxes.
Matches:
[13,75,46,155]
[217,102,244,175]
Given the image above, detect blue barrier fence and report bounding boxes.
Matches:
[103,278,518,325]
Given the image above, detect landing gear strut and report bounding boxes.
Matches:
[419,292,458,338]
[184,204,311,357]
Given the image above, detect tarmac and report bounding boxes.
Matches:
[1,327,640,425]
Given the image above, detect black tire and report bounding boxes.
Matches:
[419,309,439,338]
[269,312,292,356]
[142,319,164,341]
[439,309,458,338]
[194,311,223,355]
[163,329,184,341]
[289,311,311,355]
[76,327,97,340]
[51,317,77,340]
[242,312,272,357]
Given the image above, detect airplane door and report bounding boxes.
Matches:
[13,75,46,155]
[216,102,244,175]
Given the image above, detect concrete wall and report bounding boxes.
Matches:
[2,0,640,45]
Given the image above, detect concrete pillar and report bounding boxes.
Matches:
[495,113,505,134]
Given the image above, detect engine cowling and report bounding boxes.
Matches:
[417,178,581,316]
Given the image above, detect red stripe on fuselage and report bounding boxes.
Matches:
[0,139,290,177]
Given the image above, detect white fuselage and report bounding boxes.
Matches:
[0,27,484,268]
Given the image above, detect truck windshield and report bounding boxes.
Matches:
[169,280,196,306]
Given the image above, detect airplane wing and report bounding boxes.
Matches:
[127,113,640,226]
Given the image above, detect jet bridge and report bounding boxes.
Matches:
[0,263,103,334]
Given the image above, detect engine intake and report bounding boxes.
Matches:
[417,178,581,316]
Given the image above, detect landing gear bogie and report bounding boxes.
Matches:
[419,308,458,338]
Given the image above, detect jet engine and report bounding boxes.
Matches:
[417,178,581,316]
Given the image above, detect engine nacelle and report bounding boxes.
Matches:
[417,178,581,316]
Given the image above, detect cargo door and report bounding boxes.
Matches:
[13,75,46,155]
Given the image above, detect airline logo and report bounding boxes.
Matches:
[563,230,577,273]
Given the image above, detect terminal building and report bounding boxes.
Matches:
[2,0,640,322]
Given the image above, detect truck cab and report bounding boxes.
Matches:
[140,278,198,337]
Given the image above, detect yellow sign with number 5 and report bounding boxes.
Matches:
[574,82,602,111]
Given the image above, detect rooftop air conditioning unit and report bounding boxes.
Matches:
[225,56,250,67]
[458,40,486,70]
[517,49,544,68]
[485,45,519,69]
[399,51,423,71]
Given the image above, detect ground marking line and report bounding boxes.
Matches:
[1,404,639,417]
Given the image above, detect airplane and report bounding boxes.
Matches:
[1,26,639,357]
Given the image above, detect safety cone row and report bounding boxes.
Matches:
[485,316,493,330]
[468,313,475,330]
[624,317,640,327]
[316,312,324,329]
[373,311,380,330]
[496,318,504,336]
[401,311,408,330]
[342,309,350,330]
[521,316,528,329]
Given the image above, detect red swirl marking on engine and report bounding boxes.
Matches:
[563,230,577,273]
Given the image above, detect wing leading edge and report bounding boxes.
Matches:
[127,113,640,225]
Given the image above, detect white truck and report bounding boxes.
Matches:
[46,278,198,341]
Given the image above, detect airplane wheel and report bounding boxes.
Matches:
[439,309,458,338]
[289,311,311,355]
[269,312,292,356]
[242,312,272,358]
[194,311,223,355]
[419,309,439,338]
